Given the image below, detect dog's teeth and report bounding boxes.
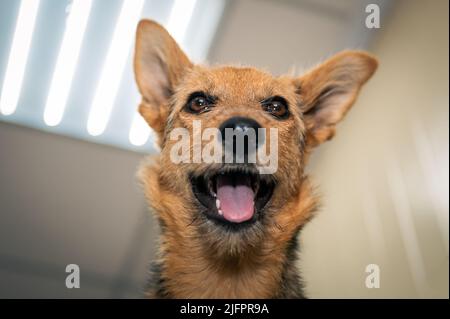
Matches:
[218,209,223,216]
[212,192,216,198]
[215,199,221,210]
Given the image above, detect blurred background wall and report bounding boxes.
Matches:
[0,0,448,298]
[299,0,449,298]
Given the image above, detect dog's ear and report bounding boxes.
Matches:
[295,51,377,147]
[134,19,193,141]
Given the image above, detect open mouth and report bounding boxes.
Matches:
[190,166,275,228]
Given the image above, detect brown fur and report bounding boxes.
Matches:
[133,20,378,298]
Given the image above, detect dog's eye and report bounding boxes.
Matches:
[185,92,215,114]
[261,96,289,119]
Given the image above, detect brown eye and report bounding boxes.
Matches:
[185,92,215,114]
[261,96,289,119]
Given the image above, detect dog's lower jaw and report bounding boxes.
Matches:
[139,159,318,299]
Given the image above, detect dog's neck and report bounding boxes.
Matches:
[140,160,317,298]
[155,232,302,298]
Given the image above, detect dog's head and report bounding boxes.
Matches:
[134,20,377,256]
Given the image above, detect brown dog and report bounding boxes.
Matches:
[133,19,377,298]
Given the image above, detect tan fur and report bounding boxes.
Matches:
[138,157,317,298]
[133,20,378,298]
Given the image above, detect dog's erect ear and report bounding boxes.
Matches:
[134,19,193,140]
[295,51,377,147]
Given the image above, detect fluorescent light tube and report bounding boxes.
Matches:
[87,0,145,136]
[0,0,40,115]
[166,0,197,43]
[44,0,92,126]
[129,112,151,146]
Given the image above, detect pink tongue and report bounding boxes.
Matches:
[216,175,255,223]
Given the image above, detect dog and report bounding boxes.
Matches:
[133,19,377,298]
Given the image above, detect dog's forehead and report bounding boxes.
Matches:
[184,66,293,99]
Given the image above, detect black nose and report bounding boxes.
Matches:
[219,117,263,160]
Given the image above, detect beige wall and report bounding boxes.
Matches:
[300,0,449,298]
[0,123,156,297]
